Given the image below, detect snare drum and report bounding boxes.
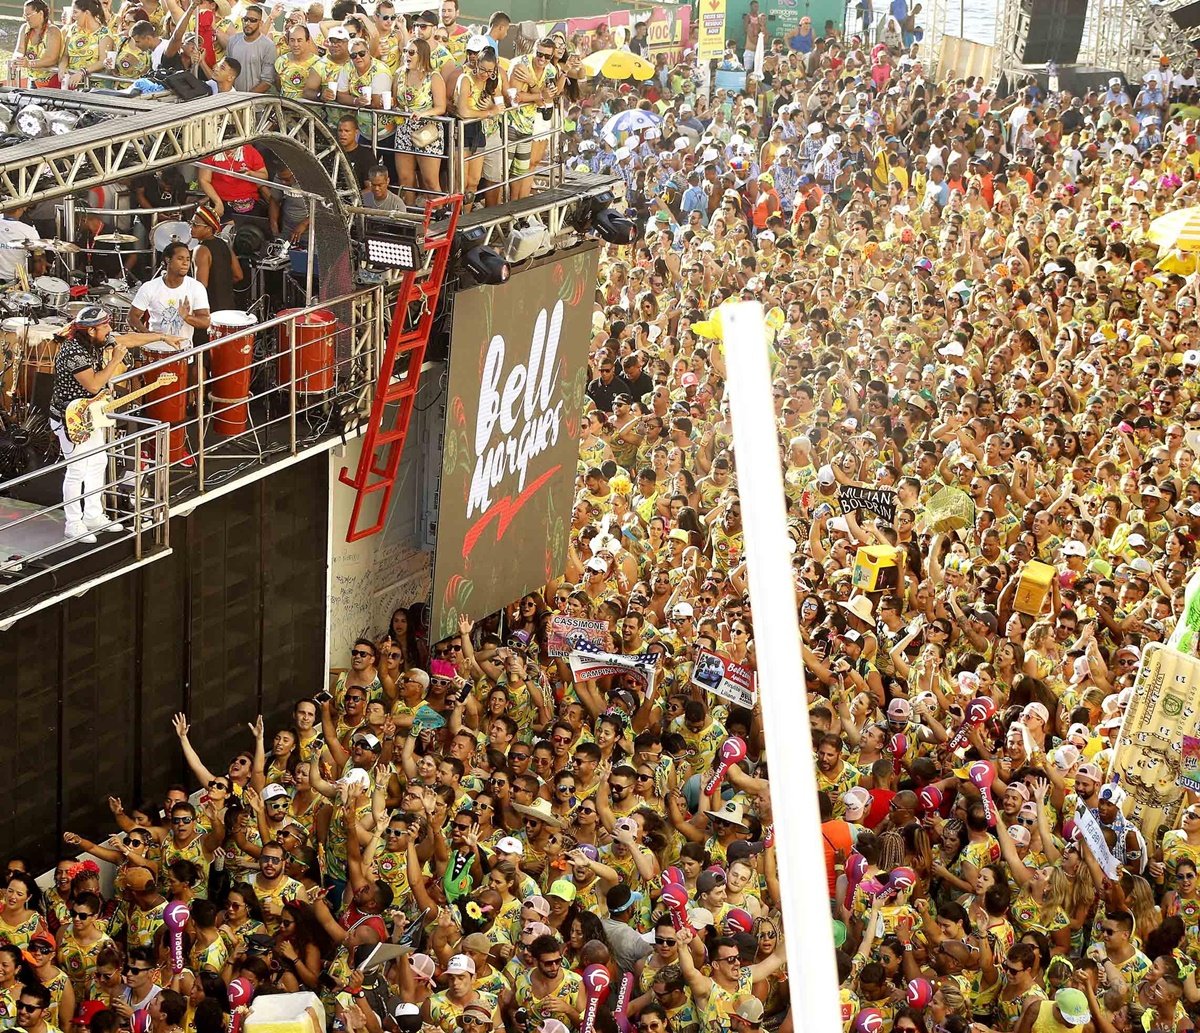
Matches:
[102,294,132,331]
[277,308,339,395]
[208,310,257,436]
[33,276,70,311]
[141,342,190,462]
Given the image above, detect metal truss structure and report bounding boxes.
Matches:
[990,0,1197,83]
[0,92,358,212]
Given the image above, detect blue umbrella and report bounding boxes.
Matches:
[603,109,662,138]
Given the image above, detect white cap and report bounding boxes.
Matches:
[672,602,695,619]
[445,954,476,975]
[262,783,289,801]
[1061,540,1087,557]
[495,836,524,856]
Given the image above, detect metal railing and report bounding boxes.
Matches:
[107,285,386,493]
[0,285,388,609]
[297,100,567,206]
[6,75,569,210]
[0,413,170,598]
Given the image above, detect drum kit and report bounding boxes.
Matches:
[0,236,142,413]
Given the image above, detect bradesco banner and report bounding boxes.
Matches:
[430,247,599,642]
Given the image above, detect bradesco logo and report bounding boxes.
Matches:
[464,299,566,550]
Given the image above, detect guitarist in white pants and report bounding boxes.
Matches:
[49,306,185,544]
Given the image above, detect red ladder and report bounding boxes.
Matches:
[339,193,463,541]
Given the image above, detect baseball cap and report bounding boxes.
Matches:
[697,870,725,894]
[1022,702,1049,724]
[353,732,381,751]
[522,896,551,916]
[548,880,577,902]
[1008,824,1031,847]
[607,884,643,914]
[887,698,912,720]
[73,1004,110,1027]
[1076,763,1103,781]
[262,783,289,801]
[734,998,765,1024]
[1055,988,1090,1025]
[326,25,351,39]
[495,836,524,856]
[445,954,476,976]
[1061,540,1087,557]
[391,1004,421,1033]
[465,34,488,52]
[672,602,695,619]
[408,953,437,984]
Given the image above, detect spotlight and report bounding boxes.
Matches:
[364,220,423,270]
[595,208,637,245]
[463,245,509,285]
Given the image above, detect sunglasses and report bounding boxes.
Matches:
[171,817,193,825]
[350,649,372,658]
[70,910,94,920]
[352,49,369,56]
[655,936,676,946]
[124,965,153,974]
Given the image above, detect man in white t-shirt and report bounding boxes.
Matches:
[129,242,211,346]
[0,209,40,283]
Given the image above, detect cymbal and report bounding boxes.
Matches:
[21,238,80,253]
[94,233,139,245]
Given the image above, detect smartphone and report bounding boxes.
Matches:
[814,502,833,519]
[314,689,333,704]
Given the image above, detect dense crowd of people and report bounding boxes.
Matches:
[10,3,1200,1033]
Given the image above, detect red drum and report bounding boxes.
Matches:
[141,343,190,462]
[277,308,338,395]
[208,310,257,436]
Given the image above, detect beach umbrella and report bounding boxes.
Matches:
[602,108,661,137]
[582,48,655,82]
[1149,207,1200,251]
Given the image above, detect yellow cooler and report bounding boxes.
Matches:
[852,545,902,593]
[1014,560,1055,616]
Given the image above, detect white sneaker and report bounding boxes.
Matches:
[64,521,98,544]
[83,515,119,532]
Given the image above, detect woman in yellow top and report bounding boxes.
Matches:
[10,0,64,88]
[110,4,151,79]
[454,44,506,209]
[60,0,112,89]
[0,874,45,949]
[392,37,447,201]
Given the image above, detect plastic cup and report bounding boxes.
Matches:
[360,85,372,101]
[380,91,392,109]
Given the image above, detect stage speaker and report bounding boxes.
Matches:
[1019,0,1089,64]
[1171,0,1200,31]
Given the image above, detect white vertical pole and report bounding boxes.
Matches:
[720,302,842,1033]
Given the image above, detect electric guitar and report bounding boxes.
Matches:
[64,373,178,445]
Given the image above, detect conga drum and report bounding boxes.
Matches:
[208,310,257,436]
[16,320,64,403]
[0,318,33,407]
[141,342,190,462]
[276,308,338,395]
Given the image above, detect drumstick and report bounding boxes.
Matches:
[15,266,29,293]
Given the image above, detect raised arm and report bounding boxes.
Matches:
[172,712,218,787]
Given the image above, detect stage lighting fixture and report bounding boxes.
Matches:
[505,216,552,263]
[364,221,422,270]
[594,208,637,245]
[463,245,510,285]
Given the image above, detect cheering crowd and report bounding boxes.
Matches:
[11,5,1200,1033]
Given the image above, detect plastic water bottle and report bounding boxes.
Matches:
[1047,59,1059,96]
